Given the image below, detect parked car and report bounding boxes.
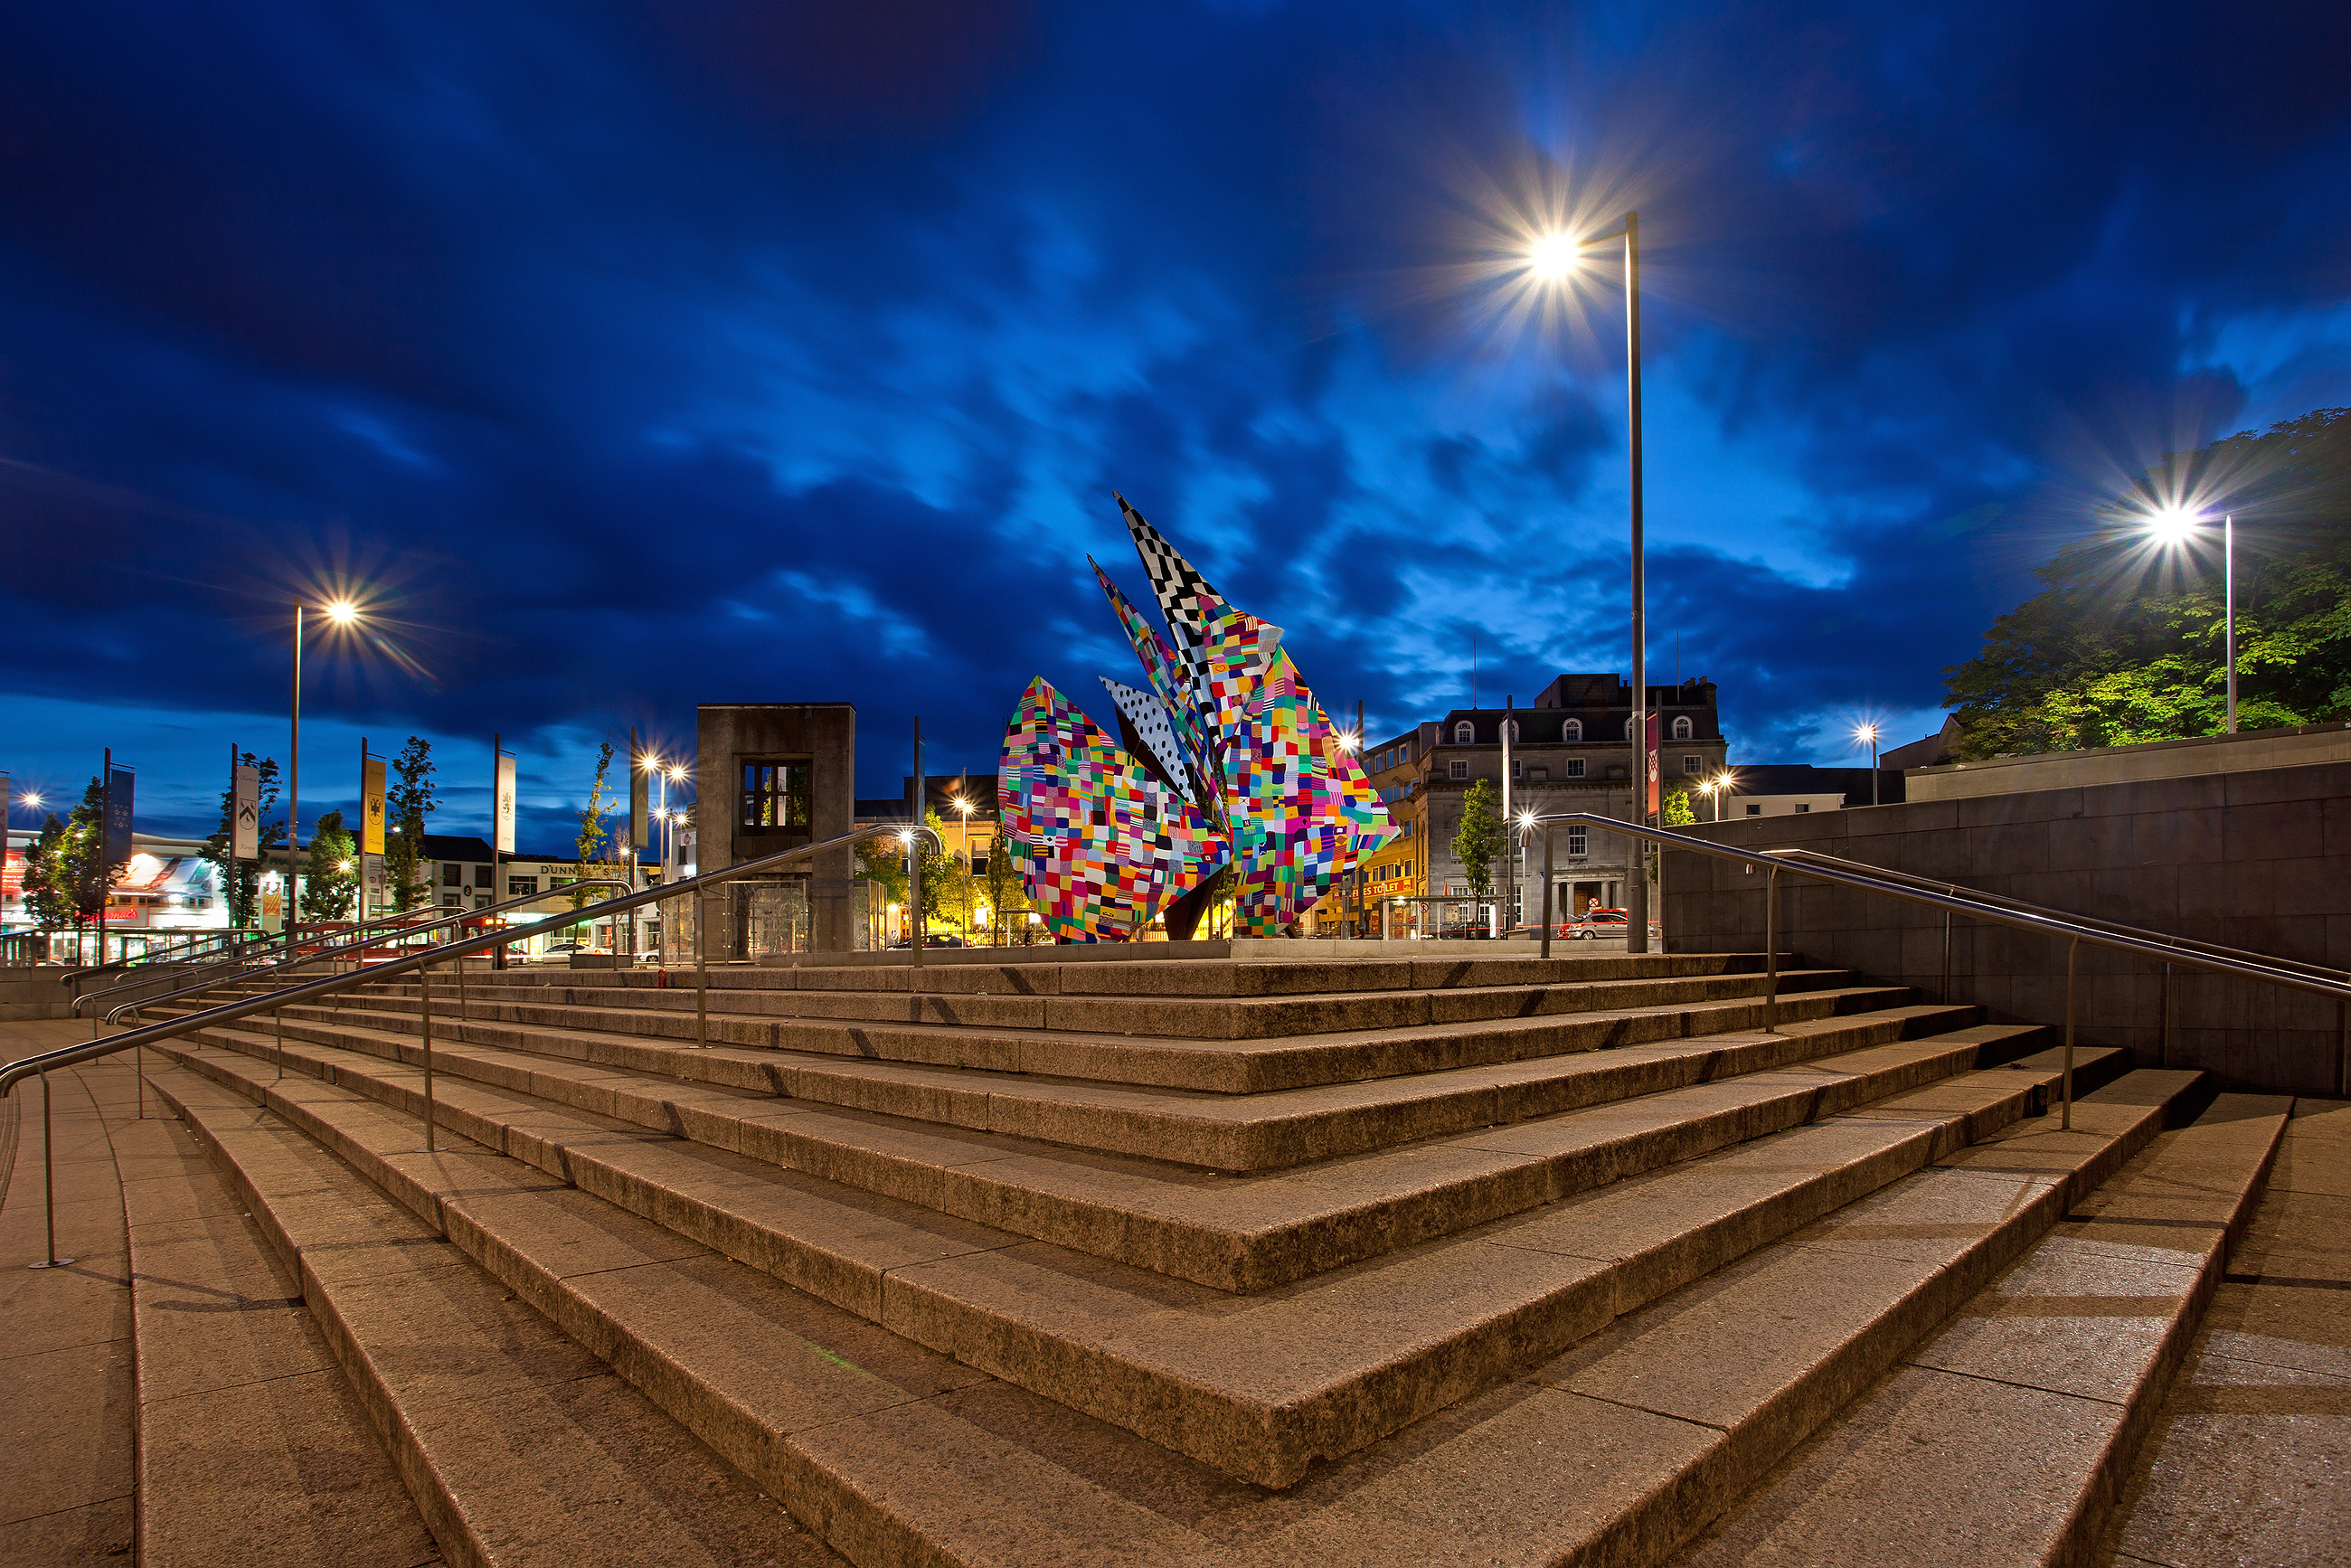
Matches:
[526,939,608,965]
[885,934,968,949]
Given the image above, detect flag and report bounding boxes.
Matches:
[494,753,517,855]
[361,756,386,855]
[232,764,260,859]
[104,766,135,865]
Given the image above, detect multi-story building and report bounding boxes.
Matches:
[1319,673,1728,935]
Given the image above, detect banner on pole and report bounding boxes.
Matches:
[1643,714,1661,819]
[362,757,387,855]
[361,852,385,916]
[104,766,136,865]
[232,764,260,859]
[494,753,517,855]
[628,730,649,849]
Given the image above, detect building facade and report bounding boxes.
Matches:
[1318,674,1729,934]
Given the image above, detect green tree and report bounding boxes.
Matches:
[1944,408,2351,757]
[383,736,440,912]
[1452,779,1503,899]
[854,811,952,940]
[20,814,78,936]
[300,810,358,922]
[1662,786,1696,827]
[199,751,284,928]
[980,818,1033,945]
[573,741,617,909]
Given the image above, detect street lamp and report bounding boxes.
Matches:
[288,599,364,945]
[1854,723,1881,807]
[2144,506,2238,733]
[1526,212,1648,950]
[952,796,975,942]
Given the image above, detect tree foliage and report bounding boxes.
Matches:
[573,741,617,909]
[20,814,78,933]
[1661,786,1696,827]
[199,751,284,927]
[1944,408,2351,758]
[1453,779,1503,898]
[300,811,358,922]
[383,736,439,912]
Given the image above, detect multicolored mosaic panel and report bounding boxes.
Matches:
[1004,499,1397,940]
[996,677,1223,942]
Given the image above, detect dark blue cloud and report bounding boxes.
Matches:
[4,0,2349,837]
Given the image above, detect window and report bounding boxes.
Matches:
[1683,755,1702,775]
[1401,741,1412,760]
[740,759,811,832]
[1567,827,1588,857]
[1563,718,1582,741]
[1449,758,1468,779]
[441,893,460,907]
[1504,720,1520,744]
[475,895,493,910]
[1746,803,1763,817]
[1566,758,1587,779]
[1453,722,1474,744]
[476,865,493,885]
[1795,803,1810,813]
[507,876,539,896]
[971,855,990,877]
[1671,715,1694,740]
[441,863,462,886]
[1511,760,1524,780]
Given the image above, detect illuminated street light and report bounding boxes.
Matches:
[324,600,359,626]
[288,597,364,944]
[1525,212,1648,950]
[2139,506,2237,733]
[1854,723,1881,807]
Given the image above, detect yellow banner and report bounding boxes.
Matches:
[362,757,387,855]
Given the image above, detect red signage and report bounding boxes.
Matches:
[1643,713,1661,819]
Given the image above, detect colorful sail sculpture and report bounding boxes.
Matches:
[997,498,1397,940]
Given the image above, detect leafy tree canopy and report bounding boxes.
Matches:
[1453,779,1503,898]
[1944,408,2351,759]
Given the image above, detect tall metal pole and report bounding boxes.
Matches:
[909,719,924,968]
[98,747,110,987]
[2224,515,2237,734]
[289,606,303,953]
[1623,212,1649,955]
[1499,696,1513,939]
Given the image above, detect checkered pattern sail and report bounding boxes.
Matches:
[1004,497,1395,940]
[997,677,1223,943]
[1117,492,1228,656]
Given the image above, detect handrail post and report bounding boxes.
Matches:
[420,962,436,1154]
[1541,826,1554,960]
[694,893,709,1049]
[2337,1000,2346,1100]
[457,949,468,1024]
[29,1068,72,1269]
[275,1004,285,1082]
[2063,935,2079,1131]
[2158,961,2173,1070]
[1940,906,1953,1006]
[1764,866,1780,1034]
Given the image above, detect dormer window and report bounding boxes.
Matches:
[1453,722,1474,744]
[1503,720,1519,744]
[1671,715,1694,740]
[1563,718,1582,741]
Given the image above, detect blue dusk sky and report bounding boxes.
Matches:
[5,2,2349,845]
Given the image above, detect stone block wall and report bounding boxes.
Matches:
[1661,760,2351,1094]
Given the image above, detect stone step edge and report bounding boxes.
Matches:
[1659,1083,2279,1568]
[324,965,1857,1045]
[147,1034,2089,1490]
[173,1008,2056,1293]
[173,988,1980,1178]
[271,973,1884,1092]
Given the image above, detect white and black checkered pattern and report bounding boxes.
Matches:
[1116,492,1224,653]
[1098,676,1195,800]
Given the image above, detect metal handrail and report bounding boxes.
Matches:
[1525,812,2351,1127]
[95,879,633,1025]
[5,822,937,1100]
[71,899,462,1017]
[118,928,273,968]
[1761,845,2350,985]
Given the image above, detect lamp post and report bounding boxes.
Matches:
[288,600,361,947]
[1528,213,1647,951]
[1855,724,1880,807]
[2147,508,2238,734]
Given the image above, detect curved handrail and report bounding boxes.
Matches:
[2,822,940,1099]
[1761,845,2350,986]
[93,878,634,1025]
[71,898,471,1017]
[1525,812,2351,1005]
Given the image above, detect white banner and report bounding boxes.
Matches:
[494,752,517,855]
[232,764,260,859]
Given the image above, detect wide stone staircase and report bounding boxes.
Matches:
[70,949,2302,1565]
